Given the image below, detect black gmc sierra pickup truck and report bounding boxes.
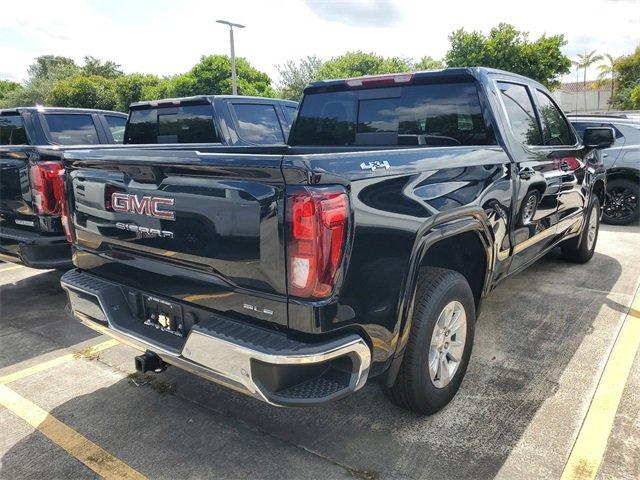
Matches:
[61,68,613,414]
[0,107,127,269]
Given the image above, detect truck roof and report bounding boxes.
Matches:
[129,95,298,110]
[304,67,548,94]
[0,106,127,116]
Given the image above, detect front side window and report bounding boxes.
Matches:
[497,82,542,145]
[126,104,219,144]
[105,115,126,143]
[0,114,28,145]
[292,82,494,147]
[535,90,574,145]
[232,104,285,144]
[43,114,100,145]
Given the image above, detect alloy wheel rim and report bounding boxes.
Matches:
[522,195,537,224]
[587,207,598,250]
[604,188,638,221]
[428,300,467,389]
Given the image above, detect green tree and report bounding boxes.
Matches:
[597,53,619,107]
[28,55,79,81]
[81,56,123,78]
[629,84,640,109]
[445,24,571,88]
[276,56,323,101]
[610,46,640,109]
[114,73,166,111]
[1,55,80,106]
[47,75,117,110]
[0,80,22,105]
[316,51,411,80]
[167,55,275,98]
[573,50,603,110]
[413,56,444,70]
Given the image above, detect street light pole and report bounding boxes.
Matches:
[216,19,245,96]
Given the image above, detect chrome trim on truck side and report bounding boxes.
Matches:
[61,269,371,406]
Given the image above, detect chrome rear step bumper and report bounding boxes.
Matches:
[61,269,371,406]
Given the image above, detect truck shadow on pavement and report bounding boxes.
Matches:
[0,248,631,479]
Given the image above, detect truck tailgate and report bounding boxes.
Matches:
[64,148,288,327]
[0,147,35,228]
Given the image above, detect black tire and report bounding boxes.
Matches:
[561,196,600,263]
[384,267,476,414]
[602,178,639,226]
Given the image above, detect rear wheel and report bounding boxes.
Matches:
[384,267,475,414]
[561,196,600,263]
[602,178,639,225]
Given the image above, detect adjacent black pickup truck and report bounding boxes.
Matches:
[125,95,298,145]
[0,97,297,269]
[61,68,613,413]
[0,107,127,269]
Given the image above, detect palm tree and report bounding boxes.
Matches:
[597,53,618,110]
[574,50,603,111]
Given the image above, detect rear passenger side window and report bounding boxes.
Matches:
[0,114,28,145]
[43,114,100,145]
[105,115,126,143]
[498,82,542,145]
[535,90,574,145]
[231,104,285,144]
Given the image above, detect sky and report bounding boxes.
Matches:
[1,0,639,86]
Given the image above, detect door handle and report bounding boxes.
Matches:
[518,168,534,180]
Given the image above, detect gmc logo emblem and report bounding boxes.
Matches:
[111,193,175,221]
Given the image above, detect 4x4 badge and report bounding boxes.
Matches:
[360,160,390,171]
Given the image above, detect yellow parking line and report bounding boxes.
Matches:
[0,264,24,272]
[560,287,640,480]
[0,384,146,480]
[0,339,119,385]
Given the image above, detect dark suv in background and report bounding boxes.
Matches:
[569,114,640,225]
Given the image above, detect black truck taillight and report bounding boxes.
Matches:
[286,186,348,299]
[30,161,73,241]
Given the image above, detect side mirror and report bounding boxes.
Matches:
[583,127,614,149]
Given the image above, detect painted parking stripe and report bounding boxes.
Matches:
[0,264,25,272]
[0,384,146,480]
[0,339,119,385]
[560,286,640,480]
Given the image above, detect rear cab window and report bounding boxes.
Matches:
[43,114,100,145]
[290,81,494,147]
[0,113,28,145]
[230,103,285,145]
[125,103,219,144]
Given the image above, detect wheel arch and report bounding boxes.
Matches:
[388,208,493,379]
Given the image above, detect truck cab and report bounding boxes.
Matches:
[125,95,298,146]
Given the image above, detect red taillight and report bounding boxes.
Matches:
[287,186,349,299]
[30,162,65,215]
[30,162,73,241]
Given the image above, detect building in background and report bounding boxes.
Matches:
[553,80,613,114]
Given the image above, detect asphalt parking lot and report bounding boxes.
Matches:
[1,224,638,480]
